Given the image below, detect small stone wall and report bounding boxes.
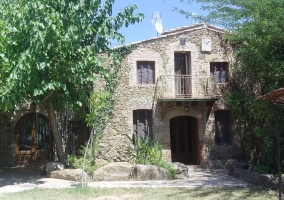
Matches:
[201,159,237,169]
[229,163,282,191]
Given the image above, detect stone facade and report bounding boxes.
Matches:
[97,23,241,168]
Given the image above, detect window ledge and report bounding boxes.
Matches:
[135,84,156,87]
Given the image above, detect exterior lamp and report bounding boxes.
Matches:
[185,105,189,112]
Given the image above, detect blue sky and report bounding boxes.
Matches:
[112,0,208,46]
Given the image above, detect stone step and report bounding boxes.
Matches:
[187,165,204,171]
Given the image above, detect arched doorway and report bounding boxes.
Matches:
[15,113,53,165]
[170,116,198,165]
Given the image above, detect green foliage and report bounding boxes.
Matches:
[66,138,100,173]
[85,91,110,127]
[73,45,138,170]
[0,0,143,111]
[253,164,269,174]
[91,45,138,137]
[0,0,143,162]
[176,0,284,174]
[126,134,176,179]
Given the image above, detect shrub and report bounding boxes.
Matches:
[126,134,176,179]
[66,139,99,173]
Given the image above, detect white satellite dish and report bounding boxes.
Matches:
[155,21,164,35]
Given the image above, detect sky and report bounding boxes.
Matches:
[112,0,209,46]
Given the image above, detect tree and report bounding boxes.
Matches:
[176,0,284,172]
[0,0,143,164]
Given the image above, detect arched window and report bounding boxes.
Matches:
[133,110,153,139]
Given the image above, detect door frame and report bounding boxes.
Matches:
[170,115,199,165]
[15,113,52,165]
[174,52,192,96]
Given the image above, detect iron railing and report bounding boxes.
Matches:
[156,75,218,99]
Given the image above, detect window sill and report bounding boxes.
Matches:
[136,84,156,87]
[216,82,229,85]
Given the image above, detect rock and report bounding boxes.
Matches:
[243,170,253,183]
[50,169,89,182]
[234,162,249,170]
[131,164,169,181]
[92,162,133,181]
[95,159,108,167]
[228,164,235,176]
[45,162,64,178]
[251,171,260,186]
[259,174,274,187]
[171,162,189,179]
[234,168,242,179]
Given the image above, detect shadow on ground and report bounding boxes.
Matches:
[0,166,45,187]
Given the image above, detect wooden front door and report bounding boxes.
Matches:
[170,116,198,165]
[15,113,52,165]
[174,52,191,96]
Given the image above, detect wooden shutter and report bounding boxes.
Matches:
[133,110,153,139]
[137,61,155,84]
[137,62,143,84]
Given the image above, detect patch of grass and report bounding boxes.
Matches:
[0,186,279,200]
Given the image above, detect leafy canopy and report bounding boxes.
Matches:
[0,0,144,111]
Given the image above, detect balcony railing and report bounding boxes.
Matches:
[156,75,218,100]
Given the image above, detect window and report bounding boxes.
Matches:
[215,110,232,145]
[137,61,155,84]
[210,62,229,83]
[66,120,84,155]
[133,110,153,138]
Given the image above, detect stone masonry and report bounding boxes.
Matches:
[97,23,241,168]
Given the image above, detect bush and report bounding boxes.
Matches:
[66,139,99,173]
[126,134,176,179]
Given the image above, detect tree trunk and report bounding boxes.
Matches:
[47,101,66,164]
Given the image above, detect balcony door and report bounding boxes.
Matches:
[174,52,191,97]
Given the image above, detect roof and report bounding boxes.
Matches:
[259,88,284,104]
[161,23,225,36]
[114,23,225,48]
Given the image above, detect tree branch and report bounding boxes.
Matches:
[42,90,54,102]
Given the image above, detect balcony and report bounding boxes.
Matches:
[155,75,218,101]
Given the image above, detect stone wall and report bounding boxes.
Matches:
[229,163,282,191]
[97,24,240,168]
[0,113,13,166]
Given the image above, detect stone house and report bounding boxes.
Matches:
[96,23,240,168]
[0,23,240,168]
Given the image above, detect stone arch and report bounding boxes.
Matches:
[14,113,52,165]
[164,109,201,121]
[169,115,199,164]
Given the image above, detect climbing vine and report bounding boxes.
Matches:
[66,45,138,180]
